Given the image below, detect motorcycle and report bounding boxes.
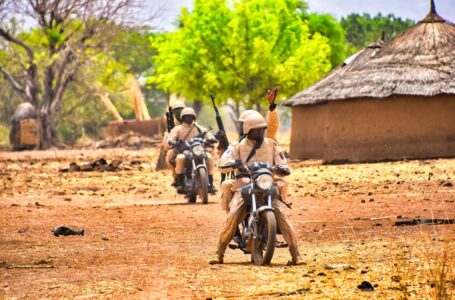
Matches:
[220,160,290,265]
[169,131,216,204]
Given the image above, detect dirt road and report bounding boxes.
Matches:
[1,148,454,299]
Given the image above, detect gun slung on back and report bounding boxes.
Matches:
[210,95,229,150]
[166,106,175,133]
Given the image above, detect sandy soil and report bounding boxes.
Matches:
[0,148,454,299]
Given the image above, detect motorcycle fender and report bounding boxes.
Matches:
[256,206,274,215]
[195,164,207,171]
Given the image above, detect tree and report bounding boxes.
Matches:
[150,0,332,115]
[341,13,415,51]
[304,13,347,68]
[0,0,144,149]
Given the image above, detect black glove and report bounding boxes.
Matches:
[269,103,277,111]
[274,165,290,176]
[168,140,181,148]
[207,136,218,144]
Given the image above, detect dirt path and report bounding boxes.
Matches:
[1,149,454,299]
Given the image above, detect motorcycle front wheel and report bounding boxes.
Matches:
[252,210,276,266]
[197,168,209,204]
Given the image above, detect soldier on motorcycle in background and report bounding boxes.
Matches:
[210,113,301,265]
[166,107,218,194]
[163,101,186,185]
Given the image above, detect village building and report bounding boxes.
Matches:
[283,1,455,163]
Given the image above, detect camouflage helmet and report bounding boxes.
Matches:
[172,101,185,110]
[238,110,261,122]
[243,113,267,134]
[180,107,196,118]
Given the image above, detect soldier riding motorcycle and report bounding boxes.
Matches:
[169,129,217,203]
[211,113,301,266]
[167,107,218,202]
[220,160,290,265]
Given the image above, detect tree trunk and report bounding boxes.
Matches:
[193,99,203,115]
[255,102,263,115]
[39,110,56,149]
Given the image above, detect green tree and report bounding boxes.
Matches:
[341,13,415,51]
[304,13,347,67]
[56,51,133,145]
[150,0,332,115]
[0,0,144,149]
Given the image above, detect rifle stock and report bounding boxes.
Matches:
[166,88,175,132]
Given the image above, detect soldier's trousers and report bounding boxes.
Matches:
[165,149,178,178]
[216,189,300,259]
[220,178,288,212]
[175,153,215,176]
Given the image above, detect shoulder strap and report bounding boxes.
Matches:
[246,138,264,163]
[194,124,202,134]
[182,125,195,141]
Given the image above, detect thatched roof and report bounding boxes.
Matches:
[284,0,455,107]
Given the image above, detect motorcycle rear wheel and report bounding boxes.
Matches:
[252,210,276,266]
[197,168,209,204]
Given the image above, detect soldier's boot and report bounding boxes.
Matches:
[209,244,226,265]
[176,174,185,194]
[232,226,245,249]
[288,247,302,266]
[208,175,217,194]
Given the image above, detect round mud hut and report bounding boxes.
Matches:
[283,1,455,163]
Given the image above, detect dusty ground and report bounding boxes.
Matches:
[0,148,454,299]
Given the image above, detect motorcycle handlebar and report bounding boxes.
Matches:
[219,160,244,170]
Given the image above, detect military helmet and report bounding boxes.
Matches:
[180,107,196,118]
[172,101,186,110]
[243,113,267,134]
[238,110,261,122]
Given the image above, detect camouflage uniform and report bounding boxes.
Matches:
[219,109,282,212]
[216,137,300,263]
[166,123,215,176]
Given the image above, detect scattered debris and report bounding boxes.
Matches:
[52,226,84,237]
[370,216,390,221]
[394,218,455,226]
[440,180,453,187]
[101,236,109,241]
[59,158,148,172]
[17,227,29,234]
[86,131,161,150]
[391,275,401,282]
[293,220,326,223]
[324,263,351,270]
[279,287,310,296]
[34,258,53,265]
[357,281,375,291]
[60,158,121,172]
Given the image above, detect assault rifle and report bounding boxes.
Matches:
[210,94,229,152]
[165,88,175,132]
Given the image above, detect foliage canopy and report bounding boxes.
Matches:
[150,0,333,112]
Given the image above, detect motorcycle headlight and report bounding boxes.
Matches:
[256,174,273,190]
[192,145,204,156]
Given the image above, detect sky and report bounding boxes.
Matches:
[148,0,455,32]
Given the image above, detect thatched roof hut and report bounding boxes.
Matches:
[283,0,455,162]
[284,1,454,107]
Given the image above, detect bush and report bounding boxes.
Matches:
[0,124,10,147]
